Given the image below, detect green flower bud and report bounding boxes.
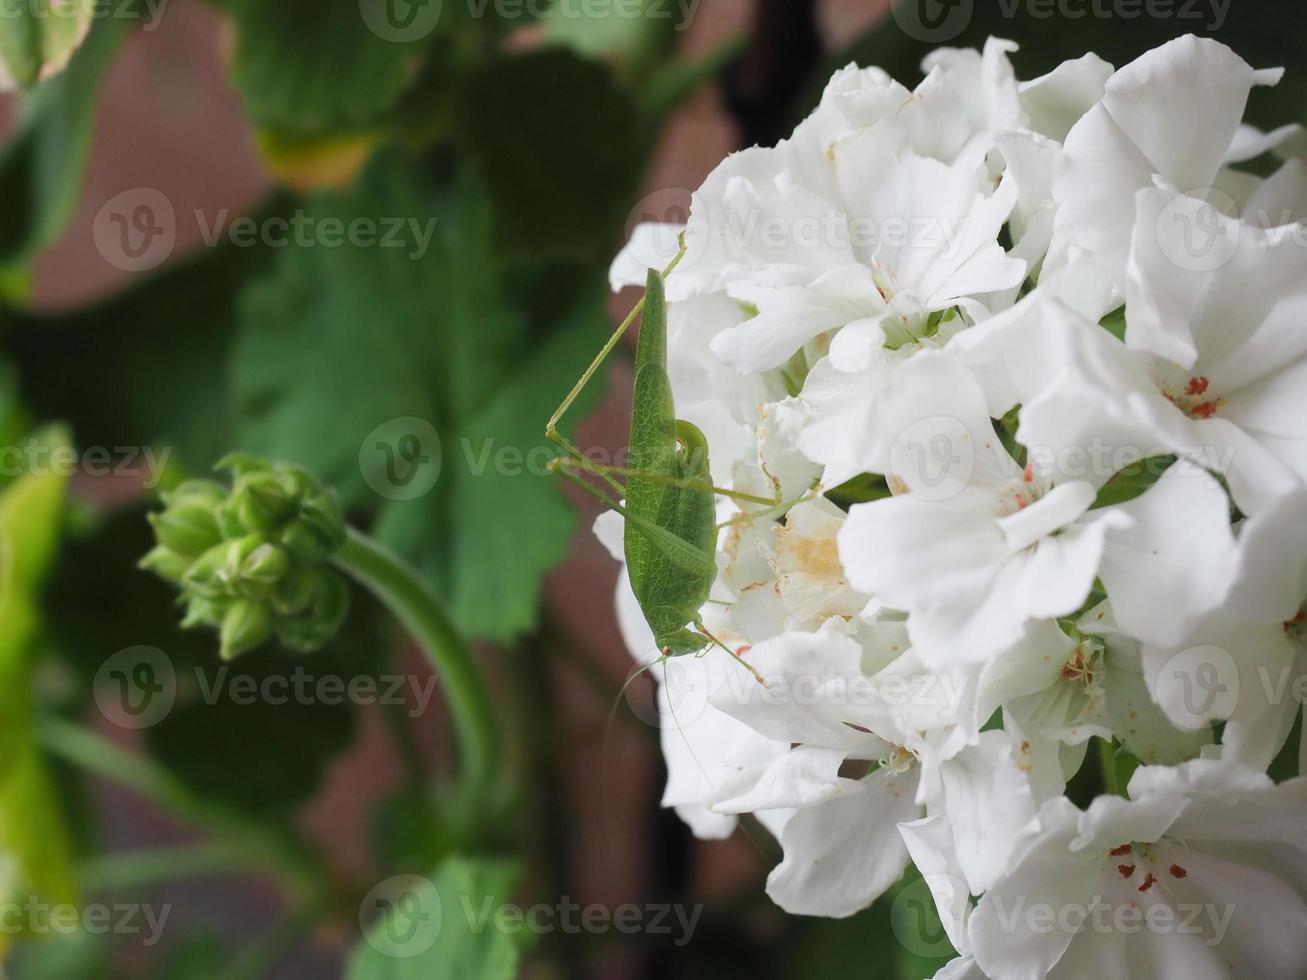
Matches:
[220,598,274,661]
[279,519,333,564]
[148,505,222,558]
[139,545,191,584]
[232,472,299,536]
[299,492,347,552]
[144,454,352,660]
[181,594,228,630]
[217,534,266,587]
[238,542,291,599]
[276,571,349,653]
[182,543,233,600]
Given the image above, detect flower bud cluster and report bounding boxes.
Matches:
[141,455,349,660]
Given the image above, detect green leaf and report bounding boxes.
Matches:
[1091,456,1177,510]
[234,150,608,641]
[0,428,76,949]
[539,0,681,71]
[5,224,281,471]
[457,48,647,258]
[0,0,94,88]
[0,14,128,275]
[347,856,523,980]
[212,0,436,137]
[1100,306,1127,342]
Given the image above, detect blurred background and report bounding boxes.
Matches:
[0,1,1303,977]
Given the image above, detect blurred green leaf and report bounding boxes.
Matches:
[1091,456,1177,510]
[347,856,523,980]
[5,933,110,980]
[0,14,128,276]
[457,48,647,258]
[0,0,94,89]
[5,224,282,472]
[0,427,76,952]
[139,591,389,816]
[235,151,607,642]
[212,0,437,138]
[540,0,681,71]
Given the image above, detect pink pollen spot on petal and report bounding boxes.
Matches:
[1118,864,1136,879]
[1109,844,1133,857]
[1185,376,1211,396]
[1169,864,1188,879]
[1139,873,1157,893]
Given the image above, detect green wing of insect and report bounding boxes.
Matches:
[622,270,718,655]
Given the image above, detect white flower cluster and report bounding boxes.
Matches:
[602,35,1307,980]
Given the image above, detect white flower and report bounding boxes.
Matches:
[600,35,1307,966]
[969,761,1307,980]
[1049,34,1287,298]
[836,353,1234,665]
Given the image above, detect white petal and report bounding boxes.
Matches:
[610,222,684,291]
[1097,461,1238,649]
[766,765,920,917]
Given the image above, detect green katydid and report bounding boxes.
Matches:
[546,259,784,660]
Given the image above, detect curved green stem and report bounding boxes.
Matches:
[333,529,499,804]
